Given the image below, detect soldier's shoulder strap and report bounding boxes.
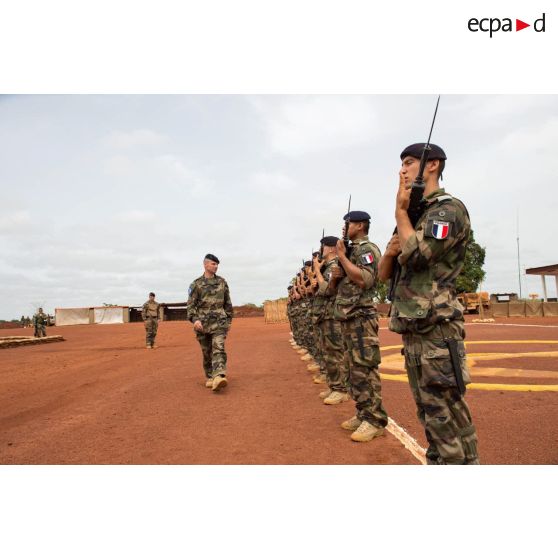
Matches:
[432,192,470,219]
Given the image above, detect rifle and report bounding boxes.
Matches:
[343,194,352,257]
[388,96,441,302]
[319,228,325,260]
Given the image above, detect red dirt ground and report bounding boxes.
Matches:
[1,316,557,464]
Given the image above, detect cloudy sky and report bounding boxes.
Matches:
[1,95,557,319]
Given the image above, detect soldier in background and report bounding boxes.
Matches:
[33,308,48,338]
[378,143,479,464]
[142,292,161,349]
[187,254,233,392]
[312,236,350,405]
[331,211,388,442]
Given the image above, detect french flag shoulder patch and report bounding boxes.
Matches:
[432,220,450,240]
[361,252,374,265]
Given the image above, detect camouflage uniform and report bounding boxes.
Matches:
[314,258,348,392]
[334,237,388,428]
[390,188,479,465]
[142,299,161,347]
[187,275,233,379]
[33,311,48,338]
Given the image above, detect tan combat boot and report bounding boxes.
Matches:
[301,353,313,361]
[319,388,332,400]
[340,416,362,431]
[151,344,157,349]
[297,348,308,355]
[350,421,385,442]
[307,363,321,372]
[313,373,327,384]
[205,378,213,388]
[323,391,350,405]
[146,345,152,349]
[212,375,228,392]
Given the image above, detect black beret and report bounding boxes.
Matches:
[343,210,370,222]
[400,143,446,161]
[287,285,293,290]
[204,253,220,264]
[149,292,155,297]
[312,251,320,258]
[320,235,339,247]
[304,260,312,266]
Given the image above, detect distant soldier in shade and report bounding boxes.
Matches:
[187,254,233,392]
[33,308,48,338]
[142,292,161,349]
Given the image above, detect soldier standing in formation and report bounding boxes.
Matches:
[331,211,388,442]
[142,292,161,349]
[33,308,48,338]
[187,254,233,392]
[378,143,479,464]
[312,236,350,405]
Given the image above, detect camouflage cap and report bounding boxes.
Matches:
[320,235,339,246]
[400,143,446,161]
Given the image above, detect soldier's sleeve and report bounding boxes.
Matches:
[187,282,199,323]
[398,201,470,271]
[141,302,147,321]
[356,243,381,289]
[223,280,233,321]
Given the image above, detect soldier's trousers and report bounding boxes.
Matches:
[34,325,46,338]
[144,318,158,346]
[402,322,479,465]
[196,330,228,378]
[340,316,388,428]
[318,319,348,391]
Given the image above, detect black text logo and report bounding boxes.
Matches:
[468,13,546,37]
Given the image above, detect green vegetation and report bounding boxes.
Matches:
[456,230,486,293]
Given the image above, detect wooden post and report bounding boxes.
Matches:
[541,275,548,302]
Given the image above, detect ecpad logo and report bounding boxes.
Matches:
[468,13,546,37]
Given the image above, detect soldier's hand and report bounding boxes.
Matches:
[336,239,346,258]
[396,170,411,212]
[193,320,204,332]
[330,265,344,279]
[385,233,401,257]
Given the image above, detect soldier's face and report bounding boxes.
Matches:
[400,156,419,185]
[204,259,218,274]
[149,295,155,301]
[401,156,439,184]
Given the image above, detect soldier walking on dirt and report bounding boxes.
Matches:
[331,211,388,442]
[378,143,479,464]
[142,292,161,349]
[187,254,233,392]
[33,308,48,338]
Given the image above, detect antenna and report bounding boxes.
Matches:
[516,209,522,299]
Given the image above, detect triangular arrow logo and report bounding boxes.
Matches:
[516,19,530,31]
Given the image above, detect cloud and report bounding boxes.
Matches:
[252,96,377,157]
[115,210,158,223]
[250,171,296,194]
[103,128,168,149]
[0,210,32,232]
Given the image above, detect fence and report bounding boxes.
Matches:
[264,299,288,324]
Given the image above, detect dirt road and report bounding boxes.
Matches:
[1,317,557,464]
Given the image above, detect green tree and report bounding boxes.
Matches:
[456,230,486,293]
[373,280,389,303]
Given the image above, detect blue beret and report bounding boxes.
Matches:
[320,235,339,246]
[204,253,220,264]
[400,143,446,161]
[343,210,370,222]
